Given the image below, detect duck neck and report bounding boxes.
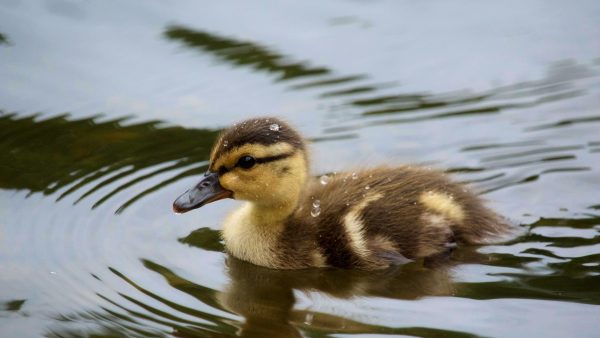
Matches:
[247,198,299,226]
[222,200,296,268]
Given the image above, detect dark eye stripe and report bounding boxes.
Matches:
[254,151,295,164]
[218,151,295,175]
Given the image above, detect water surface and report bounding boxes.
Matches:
[1,1,600,337]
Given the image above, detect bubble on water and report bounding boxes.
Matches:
[312,199,321,208]
[364,185,370,190]
[269,123,280,131]
[320,175,330,185]
[351,172,358,180]
[311,206,321,217]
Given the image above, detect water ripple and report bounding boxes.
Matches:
[2,4,600,338]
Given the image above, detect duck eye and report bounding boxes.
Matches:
[237,155,256,169]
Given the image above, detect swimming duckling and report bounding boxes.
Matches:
[173,117,509,270]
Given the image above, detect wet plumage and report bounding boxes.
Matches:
[173,117,509,270]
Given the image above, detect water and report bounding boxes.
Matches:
[1,1,600,337]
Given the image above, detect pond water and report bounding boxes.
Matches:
[1,1,600,337]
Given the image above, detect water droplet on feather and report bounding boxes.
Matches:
[311,206,321,217]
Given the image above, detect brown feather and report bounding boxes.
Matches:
[203,117,510,270]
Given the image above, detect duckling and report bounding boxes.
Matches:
[173,117,509,270]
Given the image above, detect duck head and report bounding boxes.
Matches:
[173,117,308,213]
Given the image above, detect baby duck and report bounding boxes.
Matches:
[173,117,509,270]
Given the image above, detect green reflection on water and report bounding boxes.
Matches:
[454,215,600,305]
[179,227,225,252]
[0,32,10,46]
[0,112,220,212]
[162,24,598,146]
[1,299,26,312]
[165,26,331,82]
[105,257,474,338]
[45,255,479,337]
[1,14,599,338]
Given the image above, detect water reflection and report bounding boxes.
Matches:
[324,60,596,133]
[165,26,332,82]
[163,25,388,99]
[455,219,600,304]
[1,300,25,312]
[2,3,600,338]
[163,25,598,138]
[216,258,456,338]
[95,258,460,338]
[0,112,219,212]
[0,32,9,45]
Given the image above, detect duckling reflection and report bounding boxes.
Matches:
[216,256,454,337]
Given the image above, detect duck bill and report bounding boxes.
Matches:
[172,172,232,213]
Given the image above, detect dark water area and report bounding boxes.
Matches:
[1,1,600,337]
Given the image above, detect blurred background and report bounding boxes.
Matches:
[1,1,599,337]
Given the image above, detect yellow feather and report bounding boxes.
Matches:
[419,191,465,222]
[343,192,384,259]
